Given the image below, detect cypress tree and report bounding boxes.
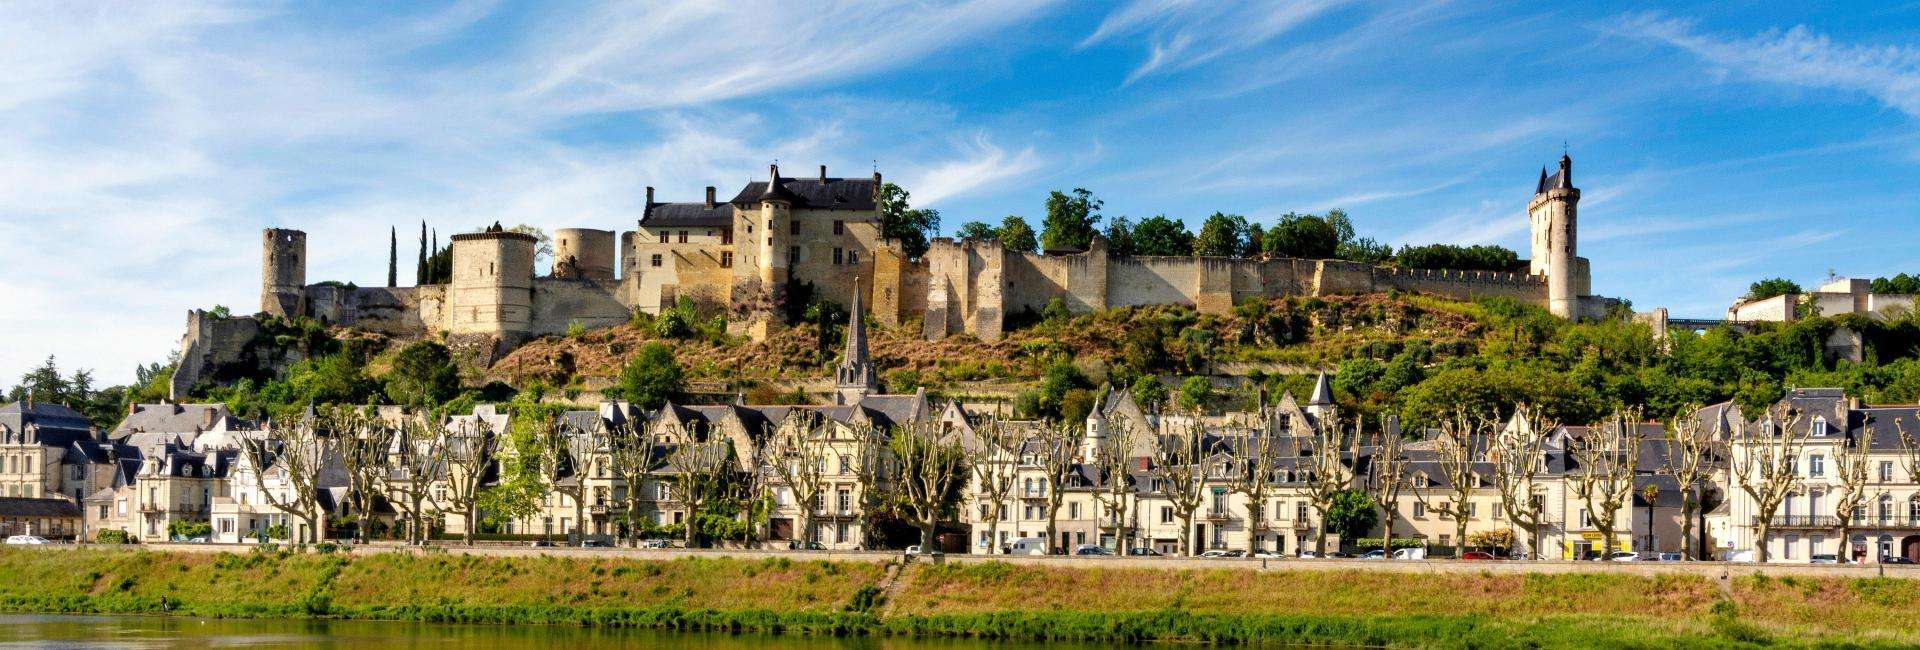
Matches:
[416,221,427,285]
[388,226,398,287]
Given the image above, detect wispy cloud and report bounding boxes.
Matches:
[1614,13,1920,117]
[901,134,1043,208]
[1081,0,1355,85]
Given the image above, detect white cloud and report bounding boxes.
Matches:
[1081,0,1355,84]
[1615,13,1920,118]
[899,135,1043,208]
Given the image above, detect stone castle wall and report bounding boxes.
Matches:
[170,310,262,400]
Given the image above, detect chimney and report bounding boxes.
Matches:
[127,402,137,416]
[819,164,828,182]
[645,186,655,206]
[202,407,218,431]
[873,170,882,187]
[705,186,716,208]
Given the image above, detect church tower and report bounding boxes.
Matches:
[1528,154,1581,319]
[835,278,878,405]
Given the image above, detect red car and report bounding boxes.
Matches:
[1460,551,1497,560]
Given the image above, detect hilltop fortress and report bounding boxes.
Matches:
[172,155,1615,397]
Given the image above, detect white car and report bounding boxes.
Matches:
[1252,551,1285,559]
[1605,551,1640,562]
[4,535,49,545]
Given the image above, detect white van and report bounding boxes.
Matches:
[1006,537,1049,555]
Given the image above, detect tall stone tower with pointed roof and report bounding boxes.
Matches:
[835,278,878,405]
[1306,371,1335,421]
[1529,154,1583,319]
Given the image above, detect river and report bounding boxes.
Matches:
[0,614,1105,649]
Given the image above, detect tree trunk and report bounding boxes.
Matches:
[463,507,476,546]
[574,494,587,547]
[920,523,936,553]
[1380,507,1394,559]
[1315,511,1329,556]
[1756,521,1771,563]
[1680,492,1696,560]
[685,502,700,549]
[1837,521,1852,563]
[1046,506,1060,555]
[1177,514,1192,557]
[986,517,999,554]
[1454,516,1467,557]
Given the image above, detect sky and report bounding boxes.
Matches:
[4,0,1919,386]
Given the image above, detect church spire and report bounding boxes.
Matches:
[835,278,877,405]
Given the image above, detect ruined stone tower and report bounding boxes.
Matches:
[447,224,537,357]
[261,228,307,319]
[552,228,616,281]
[1529,154,1581,319]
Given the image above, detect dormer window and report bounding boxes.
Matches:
[1812,417,1829,437]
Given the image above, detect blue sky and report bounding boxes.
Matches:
[4,0,1919,386]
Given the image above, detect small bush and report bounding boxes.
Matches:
[94,529,135,545]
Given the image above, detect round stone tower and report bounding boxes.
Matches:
[756,163,796,287]
[1528,154,1581,319]
[553,228,616,281]
[447,226,537,341]
[261,228,307,318]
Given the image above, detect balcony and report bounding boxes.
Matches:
[1020,490,1048,500]
[1770,515,1840,529]
[1290,519,1313,530]
[1203,510,1234,523]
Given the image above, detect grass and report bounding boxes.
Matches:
[2,548,1917,647]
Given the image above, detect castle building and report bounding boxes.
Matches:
[175,153,1616,396]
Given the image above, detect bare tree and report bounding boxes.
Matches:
[1662,407,1720,561]
[245,409,332,543]
[605,418,666,547]
[1362,424,1409,556]
[668,433,734,549]
[535,416,609,547]
[1729,403,1809,563]
[849,423,893,549]
[1419,411,1485,558]
[1490,406,1551,559]
[444,415,502,546]
[892,422,968,552]
[1566,408,1643,560]
[333,407,394,543]
[733,430,773,550]
[771,413,832,549]
[1092,419,1144,554]
[1149,418,1206,556]
[1034,421,1081,555]
[1229,428,1284,555]
[964,418,1020,554]
[381,418,446,545]
[1831,422,1874,563]
[1302,416,1357,556]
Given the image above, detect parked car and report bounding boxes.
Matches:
[1126,547,1162,556]
[1809,554,1840,564]
[639,539,672,549]
[1726,550,1756,563]
[1297,551,1320,559]
[1392,548,1427,560]
[185,536,210,544]
[4,535,48,545]
[1357,550,1388,560]
[1197,549,1245,558]
[1604,551,1640,562]
[1882,555,1915,564]
[1006,537,1048,556]
[1251,551,1285,559]
[1323,551,1353,559]
[529,540,554,548]
[1652,552,1683,562]
[581,539,613,548]
[1460,551,1497,560]
[1072,544,1113,556]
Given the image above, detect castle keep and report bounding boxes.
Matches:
[172,155,1613,396]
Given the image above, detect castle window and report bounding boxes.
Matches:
[659,232,669,244]
[833,220,844,235]
[650,254,663,268]
[848,250,859,265]
[720,252,733,268]
[678,231,688,244]
[790,220,801,235]
[789,246,800,266]
[721,230,734,245]
[832,248,844,265]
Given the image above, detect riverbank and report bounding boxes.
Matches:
[0,547,1915,647]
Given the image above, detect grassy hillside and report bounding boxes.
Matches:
[3,547,1919,647]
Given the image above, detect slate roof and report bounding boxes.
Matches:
[112,403,250,439]
[639,201,733,228]
[729,177,878,211]
[0,497,82,519]
[0,401,94,447]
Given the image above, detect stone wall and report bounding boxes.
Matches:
[529,278,631,336]
[169,310,261,400]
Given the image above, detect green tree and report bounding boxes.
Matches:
[1193,212,1249,257]
[1264,213,1339,258]
[1745,277,1803,301]
[1130,215,1194,256]
[1103,216,1138,256]
[1036,360,1091,419]
[1040,188,1102,252]
[1178,376,1213,411]
[1396,243,1519,272]
[877,183,941,259]
[1324,489,1378,541]
[285,353,377,406]
[997,215,1039,253]
[955,221,997,241]
[505,224,554,268]
[613,343,685,410]
[1129,375,1167,410]
[1336,236,1394,264]
[383,341,460,407]
[1871,273,1920,294]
